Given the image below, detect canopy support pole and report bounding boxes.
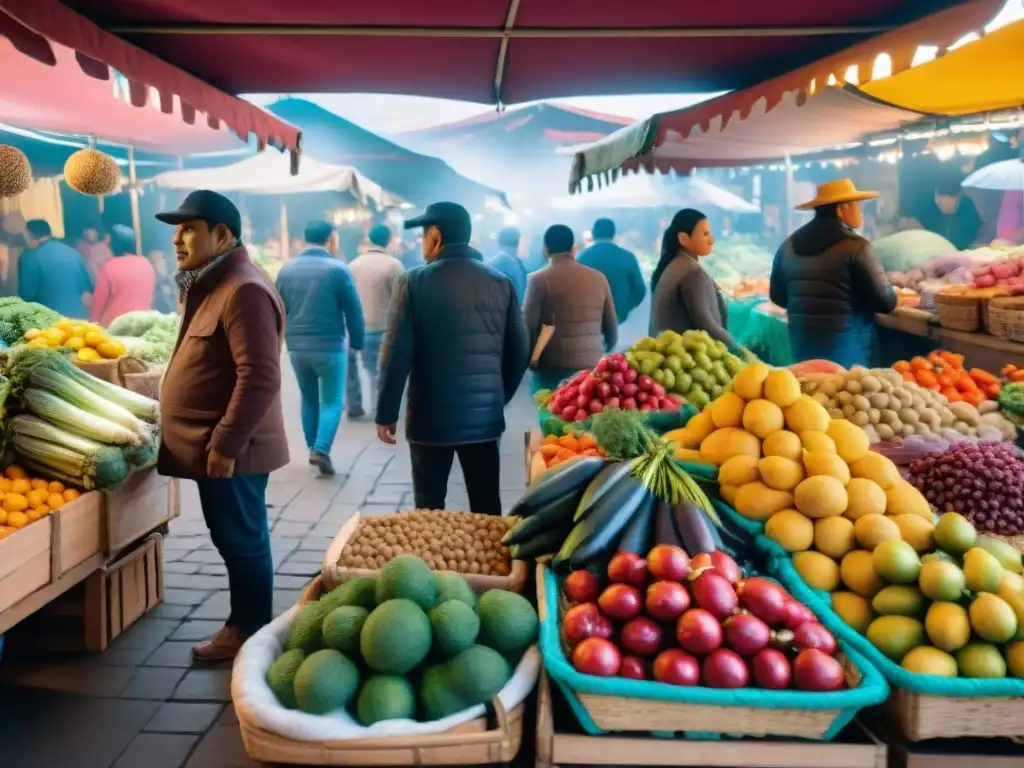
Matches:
[127,145,143,256]
[492,0,522,106]
[784,154,795,235]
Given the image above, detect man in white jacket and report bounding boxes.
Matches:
[347,224,405,418]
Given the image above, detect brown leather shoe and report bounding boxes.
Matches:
[191,625,246,663]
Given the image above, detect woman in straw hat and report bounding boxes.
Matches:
[769,179,897,368]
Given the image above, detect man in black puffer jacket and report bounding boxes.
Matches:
[770,179,897,368]
[375,202,530,515]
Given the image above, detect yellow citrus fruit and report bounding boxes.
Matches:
[83,330,105,347]
[63,488,81,503]
[4,465,27,481]
[47,493,65,510]
[0,478,11,493]
[47,481,65,494]
[76,347,101,362]
[26,489,49,508]
[9,478,31,495]
[29,478,48,491]
[26,508,44,522]
[23,328,42,340]
[65,336,86,350]
[6,510,28,529]
[2,493,28,513]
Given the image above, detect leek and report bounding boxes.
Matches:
[7,346,159,421]
[23,389,139,446]
[9,416,130,488]
[29,366,149,439]
[123,438,158,469]
[12,434,130,489]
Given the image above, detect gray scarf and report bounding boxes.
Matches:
[175,250,232,295]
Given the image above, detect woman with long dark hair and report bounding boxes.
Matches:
[649,208,738,350]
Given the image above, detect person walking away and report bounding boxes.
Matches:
[375,202,529,515]
[488,226,528,304]
[770,179,897,369]
[347,223,403,419]
[523,224,617,395]
[91,225,156,326]
[154,190,288,661]
[19,219,93,318]
[77,219,115,279]
[276,220,365,475]
[650,209,742,353]
[577,218,646,323]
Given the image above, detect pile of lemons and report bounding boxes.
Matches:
[24,319,127,362]
[0,464,80,539]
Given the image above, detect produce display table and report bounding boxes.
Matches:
[875,310,1024,372]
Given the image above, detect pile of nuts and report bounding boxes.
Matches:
[340,510,513,576]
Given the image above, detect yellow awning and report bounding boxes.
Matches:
[860,20,1024,116]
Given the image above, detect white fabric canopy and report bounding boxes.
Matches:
[153,151,402,207]
[549,174,759,213]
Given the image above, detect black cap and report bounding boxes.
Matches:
[404,201,471,244]
[155,190,242,238]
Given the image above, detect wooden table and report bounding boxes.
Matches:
[875,311,1024,372]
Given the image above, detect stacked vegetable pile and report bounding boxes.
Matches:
[24,318,127,362]
[830,512,1024,680]
[0,298,59,346]
[799,365,1016,443]
[561,546,848,691]
[505,410,725,568]
[625,330,744,410]
[537,431,606,470]
[266,555,538,723]
[997,382,1024,428]
[892,352,1000,403]
[0,464,80,537]
[908,442,1024,536]
[971,253,1024,293]
[107,310,180,365]
[701,234,774,287]
[3,346,159,489]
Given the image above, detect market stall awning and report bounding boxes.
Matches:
[266,99,509,211]
[152,152,403,209]
[398,103,632,153]
[859,18,1024,115]
[549,174,760,214]
[0,37,244,155]
[0,0,300,158]
[567,0,1004,191]
[6,0,1001,105]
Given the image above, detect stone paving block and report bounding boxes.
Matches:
[145,701,224,735]
[144,641,198,668]
[198,563,228,576]
[320,504,358,524]
[170,620,225,642]
[164,562,202,575]
[111,617,182,652]
[279,498,330,521]
[181,549,224,564]
[164,574,229,592]
[149,603,194,620]
[189,591,230,621]
[184,719,258,768]
[0,660,136,697]
[121,666,188,700]
[271,520,312,537]
[112,733,198,768]
[163,588,215,607]
[276,559,321,576]
[91,647,152,667]
[273,589,303,615]
[286,548,327,564]
[266,482,303,507]
[172,668,233,702]
[359,502,400,516]
[298,535,334,551]
[274,574,314,589]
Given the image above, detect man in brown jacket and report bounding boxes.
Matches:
[522,224,617,394]
[156,190,289,662]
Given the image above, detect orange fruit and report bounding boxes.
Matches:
[3,494,28,513]
[29,478,48,491]
[7,510,28,529]
[47,481,65,494]
[0,509,7,525]
[63,488,81,503]
[4,465,26,481]
[47,493,65,510]
[26,508,44,522]
[0,478,12,493]
[27,489,49,508]
[10,479,31,495]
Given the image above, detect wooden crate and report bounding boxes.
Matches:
[535,669,887,768]
[524,431,547,487]
[0,491,106,634]
[321,511,528,593]
[104,468,180,556]
[83,533,164,652]
[887,688,1024,742]
[870,713,1024,767]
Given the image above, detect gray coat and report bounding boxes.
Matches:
[522,254,618,373]
[375,244,530,445]
[649,252,735,348]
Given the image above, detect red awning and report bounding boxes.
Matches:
[0,0,301,160]
[567,0,1004,191]
[5,0,1002,105]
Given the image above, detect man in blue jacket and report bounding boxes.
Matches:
[19,219,94,318]
[577,217,646,323]
[375,202,529,515]
[276,220,365,476]
[487,226,527,304]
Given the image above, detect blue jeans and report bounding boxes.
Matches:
[789,319,875,369]
[290,350,347,455]
[195,474,272,636]
[346,331,384,414]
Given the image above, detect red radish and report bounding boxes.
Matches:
[609,372,625,390]
[588,400,605,414]
[621,397,638,410]
[605,397,621,409]
[636,391,649,404]
[782,599,816,630]
[702,649,749,688]
[607,553,648,588]
[653,649,700,686]
[597,381,612,399]
[598,584,642,621]
[563,570,601,604]
[792,622,837,655]
[562,603,613,647]
[751,648,792,689]
[723,614,771,656]
[651,382,666,398]
[624,367,638,382]
[563,385,579,400]
[572,638,622,677]
[793,649,845,691]
[666,393,684,404]
[737,578,788,627]
[561,406,578,421]
[639,402,654,412]
[619,655,647,680]
[576,394,589,409]
[647,545,689,581]
[574,409,589,422]
[676,609,723,655]
[645,581,691,622]
[595,359,609,374]
[621,382,638,397]
[689,571,738,618]
[620,617,663,658]
[637,375,655,391]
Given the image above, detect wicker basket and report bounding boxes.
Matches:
[887,688,1024,742]
[987,297,1024,341]
[240,576,524,766]
[321,512,529,593]
[935,293,981,332]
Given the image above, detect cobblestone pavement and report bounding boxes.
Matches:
[0,359,542,768]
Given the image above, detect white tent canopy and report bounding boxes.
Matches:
[549,174,759,213]
[153,151,403,208]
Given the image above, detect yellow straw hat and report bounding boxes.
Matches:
[795,178,880,211]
